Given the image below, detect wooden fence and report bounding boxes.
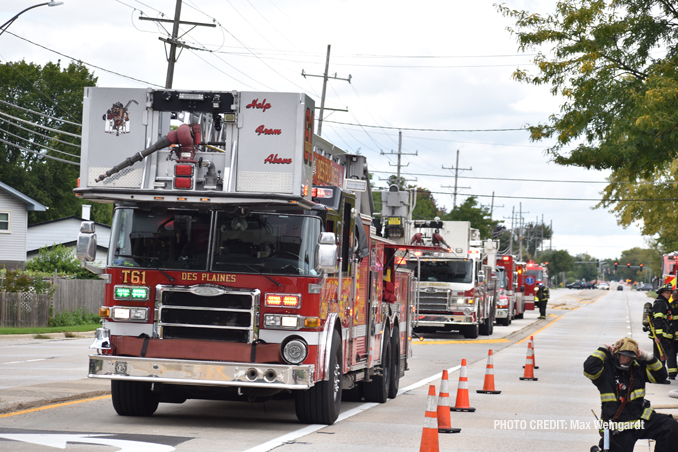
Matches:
[52,279,105,314]
[0,279,105,328]
[0,292,51,328]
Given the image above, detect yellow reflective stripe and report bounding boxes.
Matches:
[646,368,657,383]
[630,389,645,401]
[592,350,606,361]
[654,312,667,318]
[641,407,653,421]
[584,368,604,380]
[600,393,617,403]
[648,360,663,372]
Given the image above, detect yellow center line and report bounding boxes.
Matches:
[0,395,111,419]
[516,315,564,344]
[415,338,511,345]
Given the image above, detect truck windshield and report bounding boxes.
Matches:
[406,259,473,284]
[527,269,543,281]
[497,268,507,289]
[108,208,211,271]
[212,211,321,276]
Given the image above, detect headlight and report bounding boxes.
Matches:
[281,338,308,364]
[264,314,300,329]
[463,307,472,316]
[112,306,148,322]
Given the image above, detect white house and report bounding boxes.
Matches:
[0,181,48,270]
[27,206,111,266]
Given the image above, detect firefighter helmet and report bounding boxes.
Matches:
[613,337,638,371]
[657,283,673,295]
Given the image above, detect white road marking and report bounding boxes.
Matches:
[0,433,175,451]
[243,364,461,452]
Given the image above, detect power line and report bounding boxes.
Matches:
[0,117,80,149]
[0,126,80,159]
[0,138,79,166]
[324,120,523,132]
[0,99,81,127]
[0,111,81,139]
[4,31,164,87]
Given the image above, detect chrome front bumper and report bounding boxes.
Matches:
[88,355,315,390]
[416,314,475,327]
[496,308,509,319]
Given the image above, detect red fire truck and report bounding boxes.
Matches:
[523,261,548,311]
[661,252,678,289]
[495,255,526,325]
[76,88,416,425]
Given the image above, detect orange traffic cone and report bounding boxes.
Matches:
[519,339,538,381]
[523,336,539,369]
[477,349,501,394]
[437,370,462,433]
[420,384,440,452]
[450,358,476,412]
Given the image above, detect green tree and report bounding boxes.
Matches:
[540,249,575,276]
[411,187,445,220]
[498,1,678,248]
[25,243,99,279]
[441,196,499,239]
[0,60,111,225]
[574,253,599,281]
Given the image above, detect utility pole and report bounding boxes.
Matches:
[510,206,515,255]
[381,130,417,188]
[442,149,472,209]
[550,220,553,250]
[139,0,216,89]
[488,192,504,220]
[301,45,351,136]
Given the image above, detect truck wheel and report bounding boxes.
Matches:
[498,316,509,327]
[462,324,479,339]
[484,312,495,335]
[363,328,391,403]
[388,326,400,399]
[295,330,342,425]
[111,380,159,416]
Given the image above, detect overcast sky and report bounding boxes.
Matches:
[0,0,648,259]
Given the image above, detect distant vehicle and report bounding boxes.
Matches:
[567,281,584,289]
[638,283,653,291]
[584,281,596,289]
[598,282,610,290]
[617,285,624,291]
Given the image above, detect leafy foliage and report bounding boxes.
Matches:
[498,1,678,247]
[49,308,100,327]
[441,196,499,239]
[26,243,100,279]
[0,60,112,225]
[0,268,53,294]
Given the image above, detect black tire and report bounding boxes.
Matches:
[111,380,159,416]
[295,330,342,425]
[363,327,391,403]
[388,326,400,399]
[498,316,510,326]
[462,324,479,339]
[479,309,494,335]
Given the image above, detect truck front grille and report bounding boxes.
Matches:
[418,293,450,312]
[156,285,259,343]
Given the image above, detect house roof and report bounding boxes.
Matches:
[0,181,47,211]
[28,215,110,229]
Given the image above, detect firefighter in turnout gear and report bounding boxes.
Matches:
[535,283,549,319]
[650,284,676,380]
[584,337,678,452]
[670,288,678,380]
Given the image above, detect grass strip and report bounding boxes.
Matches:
[0,324,99,335]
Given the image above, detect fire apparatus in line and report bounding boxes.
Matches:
[523,261,548,311]
[495,255,526,326]
[660,252,678,289]
[76,87,417,425]
[404,220,498,339]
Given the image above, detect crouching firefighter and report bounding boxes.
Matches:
[584,337,678,452]
[650,284,677,380]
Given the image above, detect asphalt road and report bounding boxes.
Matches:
[1,288,676,451]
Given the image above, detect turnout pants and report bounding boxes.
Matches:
[653,339,677,378]
[537,300,547,317]
[597,412,678,452]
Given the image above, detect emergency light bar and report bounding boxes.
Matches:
[265,293,301,308]
[312,187,333,198]
[114,285,150,301]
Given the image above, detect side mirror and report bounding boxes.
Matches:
[316,232,338,273]
[477,270,485,283]
[76,221,97,262]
